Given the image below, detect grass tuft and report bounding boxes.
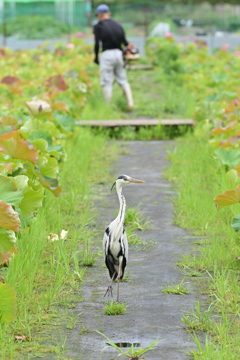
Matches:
[162,280,189,295]
[103,301,128,315]
[181,301,214,332]
[166,135,240,357]
[125,205,151,231]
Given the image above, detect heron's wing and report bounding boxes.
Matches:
[103,227,110,258]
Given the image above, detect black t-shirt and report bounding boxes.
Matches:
[93,18,128,61]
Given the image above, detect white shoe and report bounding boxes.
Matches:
[121,82,134,109]
[103,86,112,103]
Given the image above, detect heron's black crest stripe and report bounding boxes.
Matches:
[111,182,116,191]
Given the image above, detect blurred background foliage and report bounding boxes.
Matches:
[1,1,240,39]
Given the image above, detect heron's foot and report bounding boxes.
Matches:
[104,285,113,298]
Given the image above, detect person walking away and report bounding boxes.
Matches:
[93,4,134,109]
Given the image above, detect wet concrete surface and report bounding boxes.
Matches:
[64,140,205,360]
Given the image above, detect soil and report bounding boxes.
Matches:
[63,140,206,360]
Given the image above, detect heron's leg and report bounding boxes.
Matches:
[116,259,123,302]
[104,272,116,298]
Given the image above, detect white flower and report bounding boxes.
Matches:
[26,99,51,116]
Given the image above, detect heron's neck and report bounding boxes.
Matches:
[116,185,126,226]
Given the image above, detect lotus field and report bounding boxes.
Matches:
[0,34,239,358]
[0,39,98,322]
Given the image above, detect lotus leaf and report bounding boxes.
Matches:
[214,185,240,210]
[214,148,240,169]
[38,154,59,178]
[19,186,44,218]
[31,138,48,152]
[40,175,62,197]
[0,130,38,163]
[0,227,17,256]
[52,101,69,112]
[211,121,237,136]
[0,115,18,126]
[45,75,68,91]
[226,169,239,186]
[20,118,61,139]
[0,283,16,323]
[0,202,21,232]
[231,215,240,232]
[0,175,23,205]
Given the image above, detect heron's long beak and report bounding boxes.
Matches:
[129,178,146,183]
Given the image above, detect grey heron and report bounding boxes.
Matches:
[103,174,146,302]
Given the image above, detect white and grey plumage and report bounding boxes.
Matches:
[103,174,145,302]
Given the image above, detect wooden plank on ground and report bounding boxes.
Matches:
[126,64,154,70]
[76,119,194,127]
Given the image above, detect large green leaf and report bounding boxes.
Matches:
[0,227,17,253]
[0,175,23,205]
[213,185,240,210]
[20,187,44,218]
[0,227,17,265]
[40,175,62,197]
[231,215,240,232]
[31,138,48,152]
[0,250,15,265]
[0,283,16,323]
[0,130,38,163]
[14,175,44,218]
[214,148,240,169]
[38,154,59,178]
[20,118,61,139]
[0,115,18,126]
[0,202,21,232]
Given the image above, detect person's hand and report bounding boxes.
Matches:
[94,58,99,65]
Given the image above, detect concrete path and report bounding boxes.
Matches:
[1,34,240,54]
[62,140,206,360]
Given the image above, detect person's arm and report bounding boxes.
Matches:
[122,31,129,47]
[120,25,129,47]
[93,25,100,64]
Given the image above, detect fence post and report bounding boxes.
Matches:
[2,1,7,47]
[144,3,149,38]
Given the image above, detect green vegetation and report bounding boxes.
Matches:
[162,280,189,295]
[167,136,240,359]
[0,128,113,359]
[0,39,97,334]
[1,28,240,359]
[82,67,196,123]
[124,206,151,246]
[96,330,161,359]
[125,205,150,231]
[103,301,128,315]
[1,15,77,39]
[181,301,214,332]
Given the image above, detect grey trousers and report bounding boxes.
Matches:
[100,49,128,87]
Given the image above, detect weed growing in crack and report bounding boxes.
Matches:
[127,227,146,245]
[125,205,151,231]
[182,267,205,277]
[162,280,189,295]
[103,301,128,315]
[208,268,240,314]
[66,312,82,330]
[96,330,162,359]
[181,301,214,332]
